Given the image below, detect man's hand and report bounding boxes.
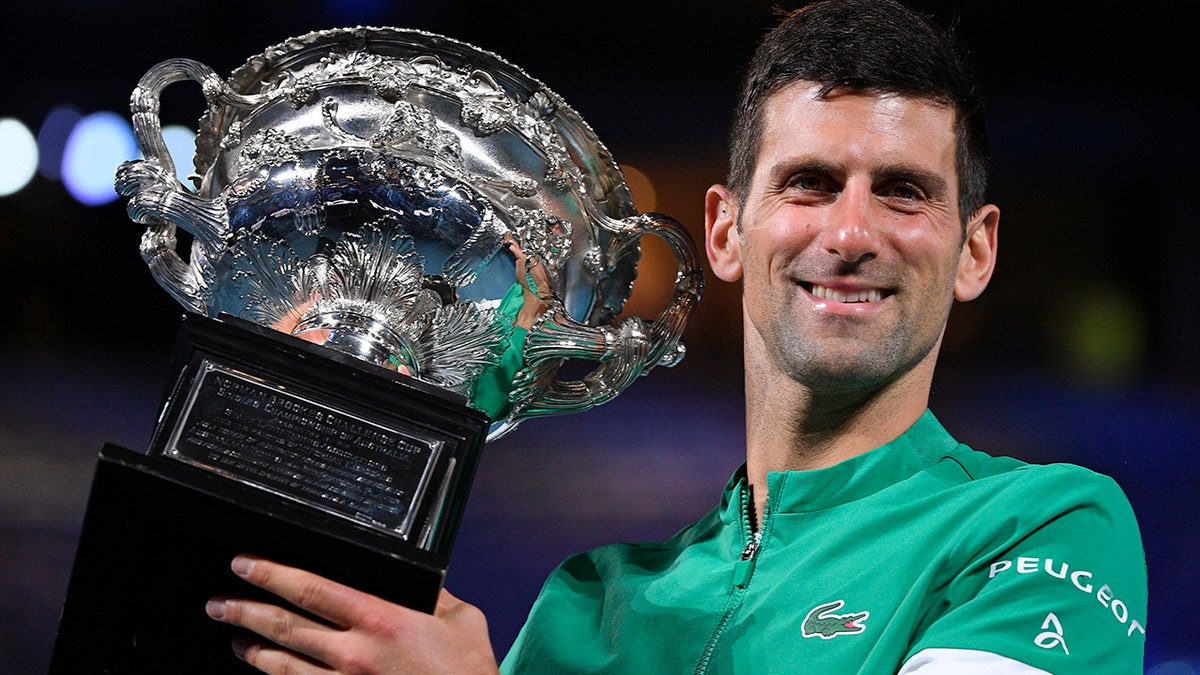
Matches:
[205,554,499,675]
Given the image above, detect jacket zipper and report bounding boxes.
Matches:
[694,482,765,674]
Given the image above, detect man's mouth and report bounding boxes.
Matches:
[804,283,888,304]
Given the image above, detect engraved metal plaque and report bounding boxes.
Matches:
[146,312,489,558]
[164,361,445,540]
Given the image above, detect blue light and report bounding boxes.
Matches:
[0,118,39,197]
[37,105,81,181]
[1146,660,1198,675]
[161,124,198,188]
[61,111,138,206]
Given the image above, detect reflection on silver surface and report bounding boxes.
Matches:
[116,27,703,439]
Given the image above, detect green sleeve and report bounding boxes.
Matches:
[908,467,1148,673]
[468,283,528,420]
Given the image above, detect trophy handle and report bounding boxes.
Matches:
[114,58,261,312]
[504,212,704,429]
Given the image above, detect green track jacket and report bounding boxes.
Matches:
[501,410,1147,673]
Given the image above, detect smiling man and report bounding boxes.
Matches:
[502,3,1146,671]
[207,1,1148,672]
[705,77,999,525]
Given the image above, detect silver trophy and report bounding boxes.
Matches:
[111,25,703,544]
[96,21,701,599]
[117,26,702,436]
[54,26,702,671]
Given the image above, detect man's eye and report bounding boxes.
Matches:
[791,174,827,191]
[885,183,924,200]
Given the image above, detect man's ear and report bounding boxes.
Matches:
[705,184,743,282]
[954,204,999,301]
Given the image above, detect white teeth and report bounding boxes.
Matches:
[810,284,883,303]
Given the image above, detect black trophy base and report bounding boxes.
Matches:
[50,443,444,674]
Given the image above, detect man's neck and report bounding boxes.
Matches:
[741,359,934,525]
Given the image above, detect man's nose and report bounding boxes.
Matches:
[821,188,879,264]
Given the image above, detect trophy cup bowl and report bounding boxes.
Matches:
[115,26,702,437]
[52,25,702,673]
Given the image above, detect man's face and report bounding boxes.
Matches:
[707,81,997,394]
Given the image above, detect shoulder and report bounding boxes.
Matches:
[923,449,1144,561]
[932,447,1136,515]
[908,452,1148,671]
[906,414,1135,517]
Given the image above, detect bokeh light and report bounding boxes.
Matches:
[0,118,39,197]
[1147,660,1199,675]
[37,105,82,181]
[619,163,658,214]
[161,124,198,188]
[61,111,138,206]
[1060,284,1150,383]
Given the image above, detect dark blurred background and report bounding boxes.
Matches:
[0,1,1195,672]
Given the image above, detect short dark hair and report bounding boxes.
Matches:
[727,0,990,221]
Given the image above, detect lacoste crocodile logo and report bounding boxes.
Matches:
[802,600,870,639]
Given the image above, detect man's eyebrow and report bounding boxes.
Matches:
[765,158,844,184]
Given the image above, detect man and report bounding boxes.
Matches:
[205,0,1148,672]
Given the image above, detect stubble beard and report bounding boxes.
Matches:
[763,299,945,402]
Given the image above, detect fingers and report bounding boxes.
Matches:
[229,636,336,674]
[208,555,500,674]
[206,594,341,669]
[228,553,377,628]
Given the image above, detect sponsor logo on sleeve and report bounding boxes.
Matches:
[1035,612,1069,654]
[988,557,1146,639]
[802,600,869,639]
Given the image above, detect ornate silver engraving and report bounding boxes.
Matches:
[116,26,703,440]
[236,128,305,179]
[508,204,573,276]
